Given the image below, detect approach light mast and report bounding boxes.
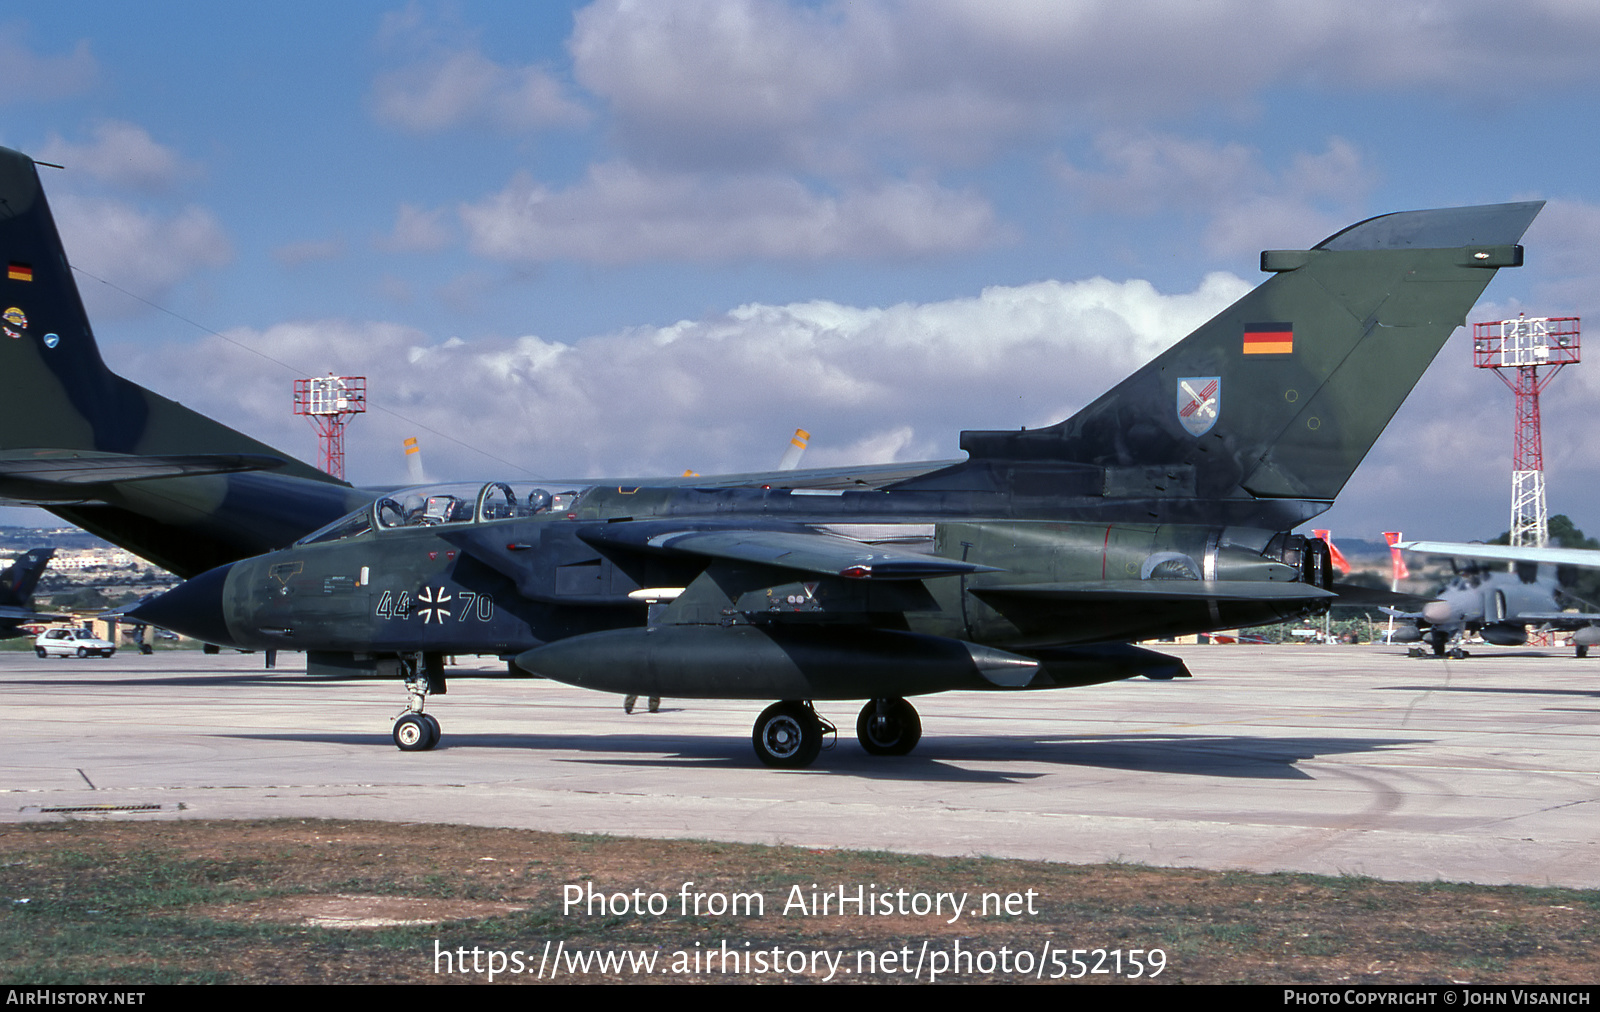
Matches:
[293,374,367,480]
[1471,316,1580,548]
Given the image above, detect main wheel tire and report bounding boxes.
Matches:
[393,713,435,752]
[856,698,922,756]
[752,702,822,769]
[1578,645,1589,659]
[420,713,441,749]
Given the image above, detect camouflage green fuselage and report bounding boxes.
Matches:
[197,483,1320,687]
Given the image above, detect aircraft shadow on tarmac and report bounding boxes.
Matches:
[220,730,1422,783]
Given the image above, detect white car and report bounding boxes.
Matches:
[35,627,116,658]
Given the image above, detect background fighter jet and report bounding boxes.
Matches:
[1391,540,1600,657]
[133,198,1541,767]
[0,548,68,637]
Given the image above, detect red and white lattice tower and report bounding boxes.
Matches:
[1472,316,1580,548]
[293,375,366,480]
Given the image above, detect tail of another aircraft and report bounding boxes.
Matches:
[0,146,363,576]
[939,202,1541,526]
[0,548,54,606]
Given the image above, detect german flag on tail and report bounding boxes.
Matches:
[1242,322,1292,354]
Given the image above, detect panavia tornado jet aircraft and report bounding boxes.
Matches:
[1388,541,1600,657]
[124,194,1542,766]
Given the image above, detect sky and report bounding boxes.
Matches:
[6,1,1600,545]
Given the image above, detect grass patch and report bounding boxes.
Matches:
[1,819,1595,984]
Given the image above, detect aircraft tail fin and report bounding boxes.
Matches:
[777,428,810,471]
[951,202,1541,512]
[0,146,331,474]
[0,146,362,576]
[403,436,426,484]
[0,548,53,606]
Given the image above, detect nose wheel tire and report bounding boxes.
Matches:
[752,702,823,769]
[394,712,441,751]
[856,697,921,756]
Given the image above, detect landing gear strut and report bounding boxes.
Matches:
[392,652,445,751]
[751,701,833,768]
[856,697,921,756]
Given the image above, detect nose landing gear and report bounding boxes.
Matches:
[392,652,446,751]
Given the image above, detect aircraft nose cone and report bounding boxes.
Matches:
[130,563,237,647]
[1422,600,1456,624]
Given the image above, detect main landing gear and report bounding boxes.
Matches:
[1410,631,1469,659]
[752,702,831,768]
[749,696,923,768]
[856,697,922,756]
[392,652,446,752]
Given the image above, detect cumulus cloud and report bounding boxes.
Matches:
[563,0,1600,176]
[459,162,1004,263]
[568,1,1600,172]
[38,121,196,192]
[51,195,232,315]
[108,272,1251,486]
[0,29,97,104]
[377,203,455,253]
[1054,133,1272,217]
[1523,198,1600,317]
[570,0,867,170]
[1055,133,1376,256]
[371,48,589,133]
[368,7,587,133]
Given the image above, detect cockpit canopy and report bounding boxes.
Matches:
[295,481,590,546]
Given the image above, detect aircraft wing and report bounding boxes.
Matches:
[1400,541,1600,568]
[1328,583,1432,608]
[1515,612,1600,624]
[974,580,1336,603]
[632,459,964,491]
[1380,607,1426,620]
[0,605,69,623]
[588,526,1000,580]
[0,452,287,488]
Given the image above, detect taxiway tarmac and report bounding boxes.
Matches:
[2,645,1595,888]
